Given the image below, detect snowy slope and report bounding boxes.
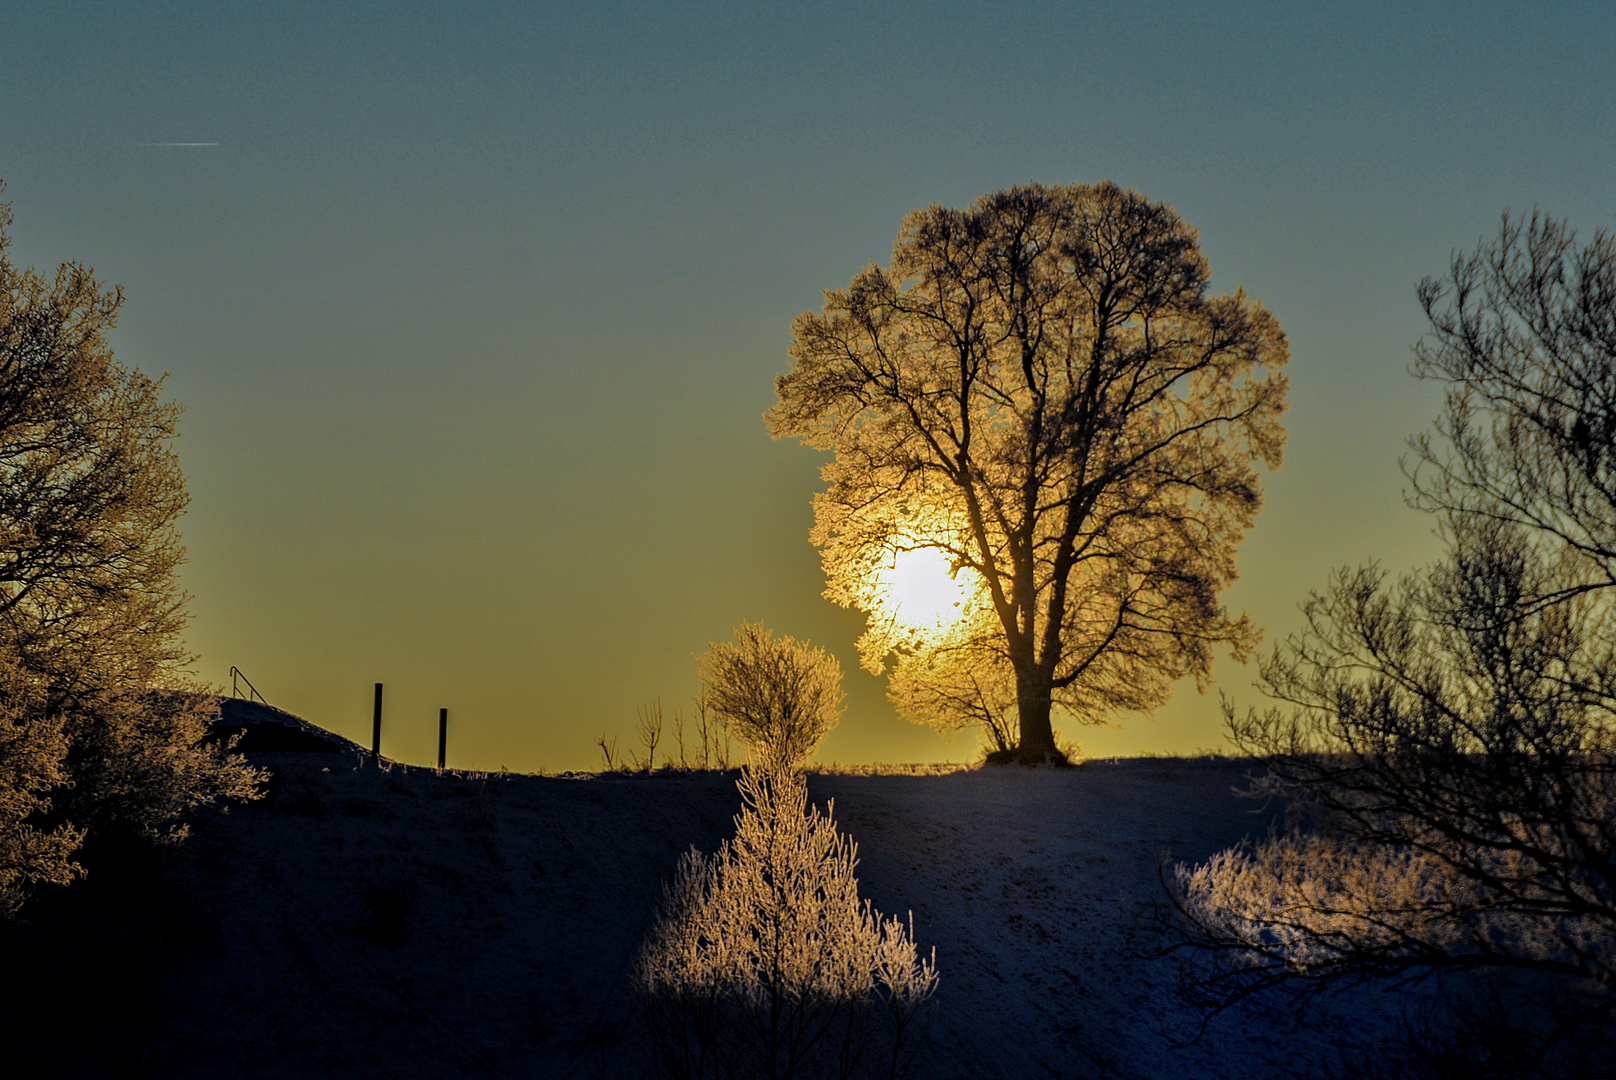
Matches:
[142,753,1404,1078]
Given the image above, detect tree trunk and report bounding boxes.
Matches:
[1014,668,1060,764]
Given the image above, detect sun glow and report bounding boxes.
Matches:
[877,546,976,631]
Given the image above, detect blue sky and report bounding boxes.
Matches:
[2,1,1611,768]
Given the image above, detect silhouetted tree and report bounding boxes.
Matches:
[0,185,260,910]
[1172,212,1616,1065]
[769,182,1288,762]
[1408,211,1616,596]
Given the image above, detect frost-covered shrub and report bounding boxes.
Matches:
[698,623,843,767]
[1175,834,1506,972]
[633,762,936,1080]
[61,689,262,841]
[0,655,259,914]
[0,654,82,916]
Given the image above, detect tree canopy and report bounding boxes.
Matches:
[1172,211,1616,1071]
[768,181,1288,761]
[698,622,844,769]
[1409,210,1616,593]
[0,186,259,912]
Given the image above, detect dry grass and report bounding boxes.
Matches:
[802,761,976,777]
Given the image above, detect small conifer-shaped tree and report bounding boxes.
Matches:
[635,623,935,1079]
[634,762,936,1079]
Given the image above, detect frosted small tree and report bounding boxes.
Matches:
[699,623,844,768]
[638,624,933,1077]
[633,762,937,1079]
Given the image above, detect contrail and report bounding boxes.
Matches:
[139,142,221,147]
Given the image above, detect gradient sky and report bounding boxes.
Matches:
[2,2,1611,770]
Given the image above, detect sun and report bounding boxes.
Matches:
[877,546,976,632]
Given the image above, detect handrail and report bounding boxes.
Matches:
[229,666,267,705]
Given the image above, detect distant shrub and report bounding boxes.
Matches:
[638,699,664,769]
[698,623,843,768]
[633,760,936,1079]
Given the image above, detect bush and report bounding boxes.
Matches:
[633,761,936,1079]
[1169,525,1616,1016]
[698,623,843,767]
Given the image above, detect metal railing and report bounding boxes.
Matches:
[229,666,267,705]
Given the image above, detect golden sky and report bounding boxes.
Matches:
[2,2,1611,769]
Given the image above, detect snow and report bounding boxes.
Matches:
[150,752,1405,1078]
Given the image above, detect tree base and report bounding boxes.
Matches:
[982,747,1073,768]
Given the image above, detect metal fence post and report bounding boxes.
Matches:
[372,682,384,763]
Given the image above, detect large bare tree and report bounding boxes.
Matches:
[1171,212,1616,1071]
[1409,211,1616,596]
[768,182,1288,762]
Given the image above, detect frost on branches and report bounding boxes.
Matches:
[0,183,263,912]
[698,622,844,770]
[633,762,936,1080]
[769,182,1288,762]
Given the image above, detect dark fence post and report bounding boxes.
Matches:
[372,682,384,763]
[438,708,448,770]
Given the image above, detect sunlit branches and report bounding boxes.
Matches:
[820,499,988,669]
[772,181,1287,760]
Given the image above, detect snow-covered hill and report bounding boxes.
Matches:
[131,753,1404,1078]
